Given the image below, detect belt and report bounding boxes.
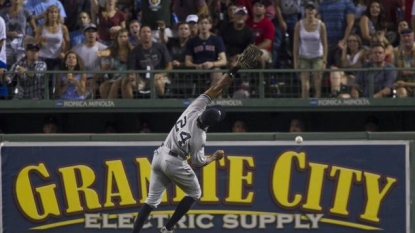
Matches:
[161,143,187,160]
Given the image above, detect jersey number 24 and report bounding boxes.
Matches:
[175,116,192,147]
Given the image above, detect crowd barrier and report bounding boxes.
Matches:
[0,132,413,233]
[1,67,411,100]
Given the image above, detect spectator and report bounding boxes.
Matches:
[139,0,172,43]
[0,0,36,66]
[330,34,365,98]
[186,14,199,38]
[71,23,107,98]
[55,51,86,100]
[69,11,90,48]
[42,115,58,133]
[164,22,192,97]
[354,0,368,21]
[364,115,379,132]
[232,120,247,132]
[367,0,404,33]
[61,0,90,32]
[104,121,118,133]
[397,19,410,34]
[91,0,126,46]
[165,22,190,69]
[172,0,208,22]
[319,0,355,67]
[293,1,327,98]
[0,0,8,10]
[246,0,275,68]
[128,19,140,47]
[126,25,172,98]
[0,15,7,99]
[274,0,301,68]
[358,0,387,45]
[392,29,415,98]
[0,43,47,100]
[289,118,305,132]
[235,0,275,20]
[215,3,237,32]
[30,0,66,26]
[351,43,397,98]
[35,5,69,70]
[369,27,393,62]
[121,5,133,24]
[140,121,152,133]
[218,6,254,68]
[99,29,130,99]
[185,15,227,91]
[395,19,410,46]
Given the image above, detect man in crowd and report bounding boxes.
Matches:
[126,25,172,98]
[351,43,397,98]
[392,28,415,97]
[0,43,47,100]
[71,23,106,98]
[246,0,275,68]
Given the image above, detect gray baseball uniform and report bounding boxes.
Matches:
[145,93,211,208]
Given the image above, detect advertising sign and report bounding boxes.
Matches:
[0,141,409,233]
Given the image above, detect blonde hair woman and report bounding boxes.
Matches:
[330,34,366,98]
[34,5,69,70]
[293,2,327,98]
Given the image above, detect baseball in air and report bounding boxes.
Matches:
[295,136,303,144]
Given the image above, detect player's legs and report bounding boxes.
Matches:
[161,161,201,231]
[132,151,172,233]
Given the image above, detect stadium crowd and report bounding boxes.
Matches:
[0,0,412,100]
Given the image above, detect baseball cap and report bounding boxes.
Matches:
[200,105,226,127]
[400,28,413,34]
[186,14,198,23]
[305,1,316,9]
[26,43,40,51]
[233,6,248,15]
[253,0,265,5]
[84,23,98,33]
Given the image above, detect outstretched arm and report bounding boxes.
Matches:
[204,72,233,99]
[204,44,263,99]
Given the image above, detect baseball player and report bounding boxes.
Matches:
[132,72,230,233]
[131,44,262,233]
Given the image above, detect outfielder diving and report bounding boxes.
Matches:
[131,44,263,233]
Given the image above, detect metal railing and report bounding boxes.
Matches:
[0,67,411,100]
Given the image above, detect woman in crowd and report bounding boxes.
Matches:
[56,51,86,100]
[99,29,131,99]
[91,0,126,46]
[0,0,36,66]
[359,0,387,45]
[293,2,327,98]
[330,34,365,98]
[35,5,69,70]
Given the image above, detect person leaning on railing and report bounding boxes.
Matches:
[98,28,131,99]
[351,43,397,98]
[55,51,87,100]
[0,43,47,100]
[126,25,172,98]
[330,34,365,98]
[392,28,415,98]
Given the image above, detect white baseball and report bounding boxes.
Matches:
[295,136,303,144]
